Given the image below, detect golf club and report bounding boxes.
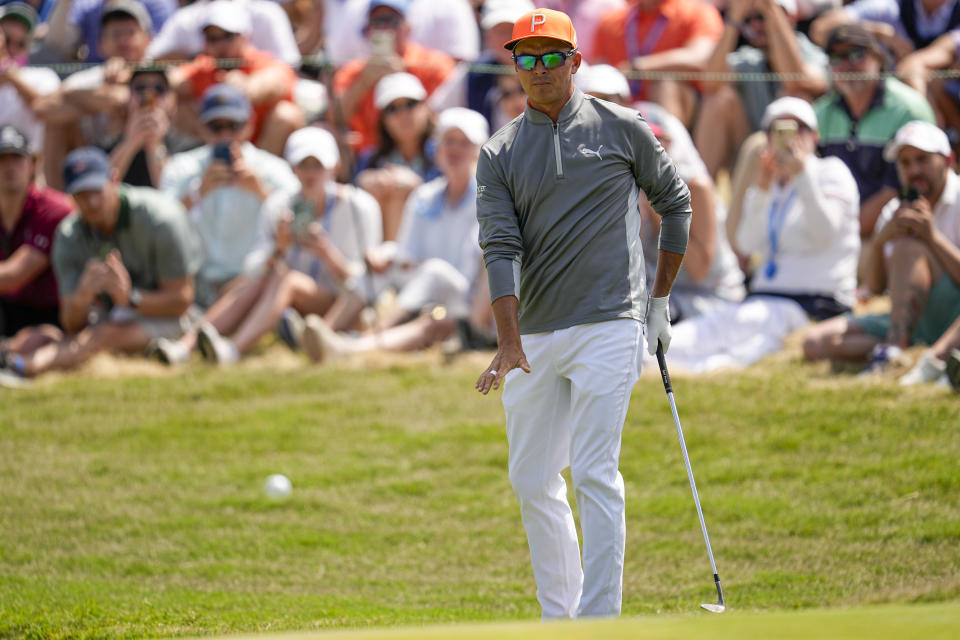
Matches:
[656,341,726,614]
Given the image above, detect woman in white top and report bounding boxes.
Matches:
[662,97,860,372]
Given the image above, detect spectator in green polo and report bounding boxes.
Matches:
[0,147,203,384]
[815,24,936,240]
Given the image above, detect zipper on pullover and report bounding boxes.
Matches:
[552,122,564,179]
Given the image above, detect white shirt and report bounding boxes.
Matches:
[395,175,481,285]
[877,169,960,253]
[159,142,299,283]
[146,0,300,66]
[257,183,383,292]
[738,155,861,307]
[0,67,60,152]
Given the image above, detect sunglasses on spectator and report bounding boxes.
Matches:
[131,82,169,98]
[206,120,243,133]
[743,13,765,23]
[382,99,421,116]
[499,86,525,99]
[829,47,869,65]
[513,49,578,71]
[367,14,402,29]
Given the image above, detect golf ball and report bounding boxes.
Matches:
[264,474,292,499]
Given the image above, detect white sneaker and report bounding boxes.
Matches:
[898,353,947,386]
[197,323,239,365]
[153,338,191,366]
[302,314,352,363]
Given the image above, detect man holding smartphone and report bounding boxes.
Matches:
[160,83,298,312]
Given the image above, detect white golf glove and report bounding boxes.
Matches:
[645,295,672,356]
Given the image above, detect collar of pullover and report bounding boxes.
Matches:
[523,88,585,126]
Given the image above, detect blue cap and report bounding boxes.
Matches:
[369,0,409,16]
[63,147,112,194]
[199,83,252,124]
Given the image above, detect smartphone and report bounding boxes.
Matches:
[370,30,396,59]
[212,143,233,167]
[770,120,798,152]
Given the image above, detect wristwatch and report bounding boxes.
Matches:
[128,287,143,309]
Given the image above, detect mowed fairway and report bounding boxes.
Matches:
[1,345,958,638]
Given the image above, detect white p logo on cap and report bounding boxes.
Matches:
[530,13,546,32]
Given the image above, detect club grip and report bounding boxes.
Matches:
[656,340,672,394]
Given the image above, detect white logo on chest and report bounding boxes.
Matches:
[577,143,603,160]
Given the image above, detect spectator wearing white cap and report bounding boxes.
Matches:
[575,62,631,105]
[663,96,860,372]
[153,126,384,365]
[301,107,492,361]
[145,0,298,65]
[694,0,828,180]
[804,120,960,379]
[355,72,439,242]
[167,0,303,156]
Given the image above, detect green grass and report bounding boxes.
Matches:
[1,349,958,638]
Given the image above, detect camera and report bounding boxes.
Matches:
[901,186,921,203]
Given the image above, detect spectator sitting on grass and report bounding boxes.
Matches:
[0,147,202,387]
[662,97,860,373]
[803,121,960,376]
[0,126,72,342]
[301,107,492,361]
[160,83,298,310]
[153,126,383,366]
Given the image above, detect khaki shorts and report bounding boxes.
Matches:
[104,305,202,342]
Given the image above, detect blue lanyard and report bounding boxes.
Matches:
[764,187,796,279]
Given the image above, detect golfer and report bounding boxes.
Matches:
[474,9,691,619]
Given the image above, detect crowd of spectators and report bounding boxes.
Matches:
[2,0,960,391]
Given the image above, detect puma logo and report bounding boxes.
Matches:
[578,144,603,160]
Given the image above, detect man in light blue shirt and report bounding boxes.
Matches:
[160,83,298,308]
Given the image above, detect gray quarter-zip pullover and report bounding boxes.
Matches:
[477,89,692,334]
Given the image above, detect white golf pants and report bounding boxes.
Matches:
[502,319,644,619]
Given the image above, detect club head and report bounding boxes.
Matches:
[701,603,725,614]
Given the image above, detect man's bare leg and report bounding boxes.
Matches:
[19,322,151,377]
[693,85,750,179]
[885,237,941,348]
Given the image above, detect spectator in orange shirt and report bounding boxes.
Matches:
[332,0,455,153]
[169,0,304,156]
[591,0,724,127]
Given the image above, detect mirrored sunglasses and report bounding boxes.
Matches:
[513,49,577,71]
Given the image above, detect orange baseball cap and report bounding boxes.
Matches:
[503,8,577,51]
